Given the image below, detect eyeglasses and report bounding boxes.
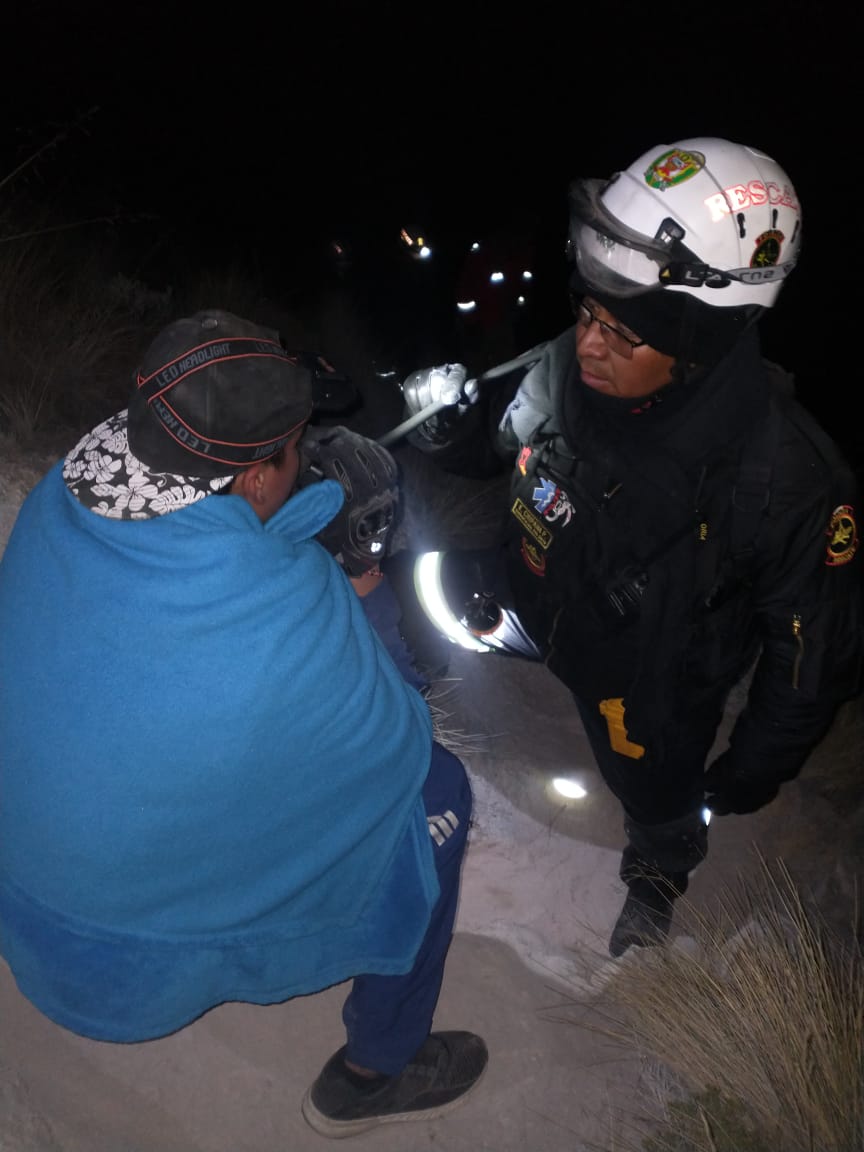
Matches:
[571,296,646,359]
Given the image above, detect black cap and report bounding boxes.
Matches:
[128,310,313,478]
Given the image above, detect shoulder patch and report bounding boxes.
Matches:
[825,504,858,566]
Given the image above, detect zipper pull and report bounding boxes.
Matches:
[791,613,803,689]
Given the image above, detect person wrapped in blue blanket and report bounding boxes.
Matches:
[0,309,487,1139]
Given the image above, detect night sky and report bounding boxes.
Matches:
[2,0,857,454]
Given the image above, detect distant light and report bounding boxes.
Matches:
[702,806,712,825]
[490,270,505,283]
[400,229,432,260]
[470,241,481,251]
[521,269,533,281]
[457,300,477,313]
[517,295,526,306]
[552,777,587,799]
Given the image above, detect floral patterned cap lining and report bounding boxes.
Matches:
[63,410,234,520]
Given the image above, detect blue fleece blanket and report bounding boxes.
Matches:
[0,463,437,1041]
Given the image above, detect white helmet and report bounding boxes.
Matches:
[568,137,801,308]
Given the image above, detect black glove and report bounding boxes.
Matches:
[703,750,780,816]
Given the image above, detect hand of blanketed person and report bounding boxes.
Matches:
[350,567,385,598]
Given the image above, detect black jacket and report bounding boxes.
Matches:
[427,325,863,794]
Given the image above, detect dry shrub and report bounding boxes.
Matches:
[0,215,320,450]
[576,858,864,1151]
[169,267,277,333]
[0,223,150,444]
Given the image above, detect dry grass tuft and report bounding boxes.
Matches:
[0,180,302,448]
[425,678,495,758]
[571,858,864,1151]
[0,227,148,444]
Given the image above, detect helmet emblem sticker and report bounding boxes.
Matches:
[751,229,784,268]
[825,504,858,567]
[532,476,574,525]
[644,149,705,190]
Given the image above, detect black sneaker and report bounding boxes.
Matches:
[301,1030,488,1138]
[609,878,676,958]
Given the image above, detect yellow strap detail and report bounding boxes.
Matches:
[598,697,645,759]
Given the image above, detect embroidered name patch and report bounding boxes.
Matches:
[511,498,552,549]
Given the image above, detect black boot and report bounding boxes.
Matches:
[609,875,678,958]
[609,813,707,959]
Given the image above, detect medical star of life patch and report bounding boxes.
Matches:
[532,477,574,525]
[825,504,858,566]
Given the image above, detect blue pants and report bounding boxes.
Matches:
[341,739,472,1075]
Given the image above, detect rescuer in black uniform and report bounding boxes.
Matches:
[392,136,864,957]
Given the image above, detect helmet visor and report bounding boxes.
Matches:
[568,177,697,298]
[568,176,798,299]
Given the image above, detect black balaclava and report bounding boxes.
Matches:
[568,266,762,400]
